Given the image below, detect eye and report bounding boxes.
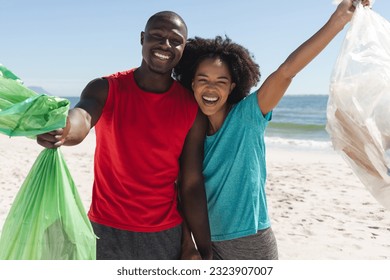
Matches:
[150,34,164,40]
[146,32,164,42]
[197,78,208,83]
[217,79,230,86]
[170,39,182,47]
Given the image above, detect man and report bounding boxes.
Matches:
[37,11,212,260]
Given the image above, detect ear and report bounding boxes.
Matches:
[140,31,145,45]
[191,80,195,90]
[229,82,236,94]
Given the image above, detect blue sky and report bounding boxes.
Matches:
[1,0,390,97]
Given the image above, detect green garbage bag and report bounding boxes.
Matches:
[0,65,96,259]
[0,148,96,260]
[0,64,69,137]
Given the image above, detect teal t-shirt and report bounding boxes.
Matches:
[203,92,272,241]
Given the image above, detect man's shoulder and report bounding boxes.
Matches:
[173,80,192,95]
[173,80,197,102]
[106,68,135,80]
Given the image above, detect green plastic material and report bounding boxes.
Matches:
[0,64,69,137]
[0,65,96,259]
[0,148,96,260]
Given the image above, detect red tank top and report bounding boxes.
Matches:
[88,69,198,232]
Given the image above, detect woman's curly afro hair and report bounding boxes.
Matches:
[173,35,260,104]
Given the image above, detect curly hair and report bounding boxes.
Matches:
[173,35,260,104]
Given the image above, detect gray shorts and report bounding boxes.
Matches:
[212,227,278,260]
[91,221,182,260]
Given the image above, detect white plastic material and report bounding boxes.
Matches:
[326,3,390,210]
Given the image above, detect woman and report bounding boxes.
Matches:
[175,0,371,259]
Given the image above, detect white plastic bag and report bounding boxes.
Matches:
[326,2,390,209]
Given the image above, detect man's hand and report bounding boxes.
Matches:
[36,117,70,149]
[36,129,65,149]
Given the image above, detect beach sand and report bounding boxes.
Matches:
[0,133,389,260]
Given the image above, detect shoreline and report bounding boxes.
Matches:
[0,133,389,259]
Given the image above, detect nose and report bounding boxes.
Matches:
[159,38,171,48]
[205,81,218,89]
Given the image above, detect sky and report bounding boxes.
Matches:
[1,0,390,97]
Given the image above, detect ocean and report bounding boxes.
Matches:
[265,95,332,150]
[63,94,332,150]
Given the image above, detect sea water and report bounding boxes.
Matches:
[265,95,332,150]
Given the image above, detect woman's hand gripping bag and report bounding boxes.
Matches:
[0,65,96,259]
[326,2,390,210]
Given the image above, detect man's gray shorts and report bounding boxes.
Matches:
[91,221,182,260]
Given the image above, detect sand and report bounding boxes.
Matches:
[0,133,389,260]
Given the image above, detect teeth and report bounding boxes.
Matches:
[154,52,170,60]
[203,96,218,102]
